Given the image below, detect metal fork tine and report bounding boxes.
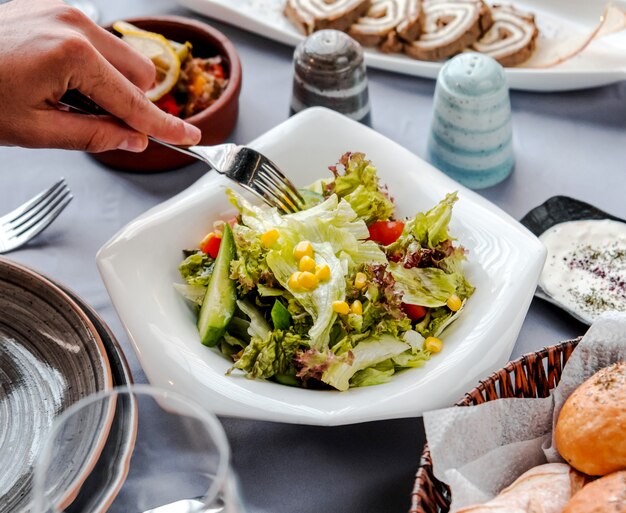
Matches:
[258,167,302,212]
[7,193,73,247]
[239,184,288,214]
[253,175,299,214]
[7,183,70,232]
[255,173,299,214]
[0,179,66,225]
[260,162,305,207]
[249,179,294,214]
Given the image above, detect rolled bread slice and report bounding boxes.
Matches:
[284,0,372,34]
[471,4,538,67]
[404,0,493,61]
[456,463,587,513]
[349,0,423,49]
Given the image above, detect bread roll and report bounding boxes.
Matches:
[563,471,626,513]
[555,362,626,476]
[455,463,586,513]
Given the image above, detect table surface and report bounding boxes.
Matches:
[2,0,626,512]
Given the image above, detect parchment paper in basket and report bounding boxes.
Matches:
[422,312,626,511]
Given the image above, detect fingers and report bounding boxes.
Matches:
[48,2,156,91]
[30,109,149,152]
[68,43,201,146]
[83,24,157,92]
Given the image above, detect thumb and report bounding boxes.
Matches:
[31,110,148,153]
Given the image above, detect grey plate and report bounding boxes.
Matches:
[57,285,136,513]
[521,196,626,325]
[0,257,113,512]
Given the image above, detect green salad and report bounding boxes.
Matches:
[177,152,474,391]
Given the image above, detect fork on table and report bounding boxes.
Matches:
[59,90,304,214]
[0,179,73,253]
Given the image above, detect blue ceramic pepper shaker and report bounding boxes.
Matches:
[427,53,514,189]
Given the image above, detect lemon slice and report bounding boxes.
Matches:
[122,32,180,101]
[113,21,192,62]
[170,40,193,63]
[112,20,145,36]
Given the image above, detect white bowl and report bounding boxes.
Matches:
[97,107,546,426]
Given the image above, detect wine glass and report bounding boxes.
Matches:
[33,385,245,513]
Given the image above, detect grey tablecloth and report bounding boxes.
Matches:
[1,0,626,511]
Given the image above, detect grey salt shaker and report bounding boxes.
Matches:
[291,29,371,125]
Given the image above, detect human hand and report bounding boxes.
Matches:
[0,0,202,152]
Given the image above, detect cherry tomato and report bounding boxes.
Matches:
[155,93,181,117]
[368,221,404,246]
[402,303,427,321]
[201,235,222,259]
[210,63,225,79]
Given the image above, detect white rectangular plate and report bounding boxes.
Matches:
[177,0,626,91]
[97,107,545,425]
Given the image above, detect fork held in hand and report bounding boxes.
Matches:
[59,90,304,214]
[155,140,305,214]
[0,179,73,253]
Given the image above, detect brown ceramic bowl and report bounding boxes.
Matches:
[93,16,242,172]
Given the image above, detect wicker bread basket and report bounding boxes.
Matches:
[409,337,582,513]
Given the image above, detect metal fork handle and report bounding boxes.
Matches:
[58,90,206,162]
[147,138,204,160]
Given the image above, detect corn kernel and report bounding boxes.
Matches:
[293,240,313,261]
[261,229,280,248]
[350,300,363,315]
[315,263,331,282]
[354,272,367,289]
[298,255,316,272]
[288,272,302,291]
[424,337,443,353]
[446,294,462,312]
[332,301,350,315]
[298,271,318,290]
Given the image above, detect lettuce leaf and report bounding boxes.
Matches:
[178,250,214,286]
[389,264,457,307]
[267,241,346,350]
[229,189,388,350]
[350,360,395,387]
[410,192,458,248]
[230,224,276,294]
[236,300,271,340]
[233,330,307,380]
[173,283,206,306]
[326,152,394,225]
[297,334,410,391]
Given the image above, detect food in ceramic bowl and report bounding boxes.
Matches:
[97,107,545,425]
[93,16,242,172]
[175,152,475,391]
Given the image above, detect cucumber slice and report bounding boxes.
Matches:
[197,224,236,347]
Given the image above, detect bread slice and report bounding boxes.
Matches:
[563,471,626,513]
[472,4,539,67]
[404,0,493,61]
[349,0,423,48]
[284,0,372,34]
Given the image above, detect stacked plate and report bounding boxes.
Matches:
[0,256,134,512]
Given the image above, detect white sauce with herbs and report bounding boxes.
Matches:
[539,219,626,324]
